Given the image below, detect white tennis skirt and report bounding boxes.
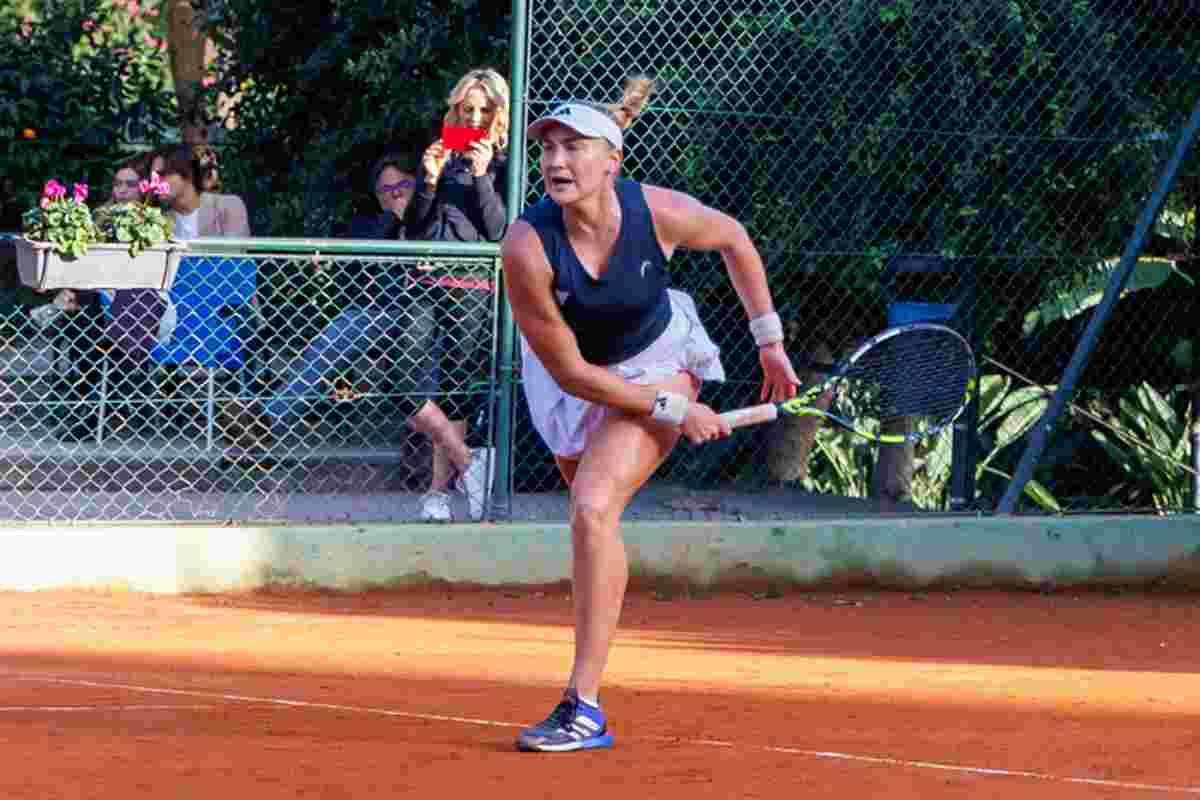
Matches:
[521,289,726,458]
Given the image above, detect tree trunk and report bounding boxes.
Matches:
[165,0,211,143]
[766,342,834,482]
[874,418,914,511]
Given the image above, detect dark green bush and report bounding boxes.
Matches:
[0,0,177,214]
[201,0,510,236]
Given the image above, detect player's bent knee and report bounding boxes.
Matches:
[569,491,622,536]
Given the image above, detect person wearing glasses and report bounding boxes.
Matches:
[346,154,417,239]
[223,154,445,482]
[110,155,151,203]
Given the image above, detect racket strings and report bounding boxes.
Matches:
[837,329,972,427]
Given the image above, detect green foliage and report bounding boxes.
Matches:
[201,0,510,236]
[0,0,176,212]
[93,200,173,257]
[684,0,1179,268]
[802,373,1062,511]
[797,383,881,499]
[801,428,874,499]
[1091,383,1192,513]
[910,374,1061,511]
[1023,257,1193,335]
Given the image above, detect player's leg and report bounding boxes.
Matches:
[517,370,698,752]
[566,372,697,703]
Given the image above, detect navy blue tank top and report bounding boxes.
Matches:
[520,179,672,365]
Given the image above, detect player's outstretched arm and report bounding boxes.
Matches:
[643,186,799,403]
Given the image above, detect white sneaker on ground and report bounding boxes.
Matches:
[418,490,452,522]
[456,446,496,521]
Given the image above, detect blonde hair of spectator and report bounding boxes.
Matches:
[444,67,510,151]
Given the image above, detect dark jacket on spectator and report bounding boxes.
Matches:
[336,210,408,308]
[407,152,507,243]
[345,211,404,241]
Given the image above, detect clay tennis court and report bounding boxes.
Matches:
[2,586,1197,798]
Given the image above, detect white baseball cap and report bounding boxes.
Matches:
[527,102,623,149]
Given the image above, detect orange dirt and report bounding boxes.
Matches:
[1,587,1197,798]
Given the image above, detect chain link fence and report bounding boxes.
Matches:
[0,238,499,522]
[519,0,1200,513]
[4,0,1200,521]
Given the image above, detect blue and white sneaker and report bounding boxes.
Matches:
[515,689,614,752]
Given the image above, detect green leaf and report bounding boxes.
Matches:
[1136,383,1175,429]
[1023,479,1062,512]
[976,374,1010,425]
[981,465,1062,512]
[993,387,1051,446]
[1023,258,1179,335]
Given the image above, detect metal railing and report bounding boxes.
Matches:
[0,237,506,522]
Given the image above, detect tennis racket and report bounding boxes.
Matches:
[720,322,977,444]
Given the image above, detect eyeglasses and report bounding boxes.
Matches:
[376,179,415,195]
[112,178,140,189]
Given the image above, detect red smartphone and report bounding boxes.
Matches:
[441,124,487,151]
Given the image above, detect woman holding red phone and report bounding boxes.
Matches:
[405,67,509,522]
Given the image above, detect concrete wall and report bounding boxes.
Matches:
[2,516,1199,594]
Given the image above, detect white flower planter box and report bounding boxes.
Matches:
[15,237,188,291]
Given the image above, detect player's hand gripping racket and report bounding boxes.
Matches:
[720,322,977,444]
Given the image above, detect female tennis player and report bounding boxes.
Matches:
[502,76,800,752]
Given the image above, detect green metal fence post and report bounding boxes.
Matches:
[997,97,1200,514]
[489,0,531,520]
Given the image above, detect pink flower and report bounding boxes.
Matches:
[81,19,96,30]
[42,179,67,200]
[148,172,170,198]
[73,183,89,203]
[138,179,152,196]
[202,75,216,88]
[40,197,51,210]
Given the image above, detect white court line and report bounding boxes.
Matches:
[15,674,1200,796]
[0,705,214,713]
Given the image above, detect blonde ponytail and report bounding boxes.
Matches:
[606,75,655,131]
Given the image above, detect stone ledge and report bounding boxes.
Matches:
[2,516,1198,594]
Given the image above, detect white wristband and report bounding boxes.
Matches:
[749,312,784,347]
[650,391,689,426]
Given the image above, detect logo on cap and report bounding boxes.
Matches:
[552,105,572,117]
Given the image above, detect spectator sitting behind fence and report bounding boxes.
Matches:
[403,66,510,522]
[154,144,251,238]
[60,145,253,439]
[189,143,255,233]
[342,152,414,238]
[52,152,174,441]
[217,153,424,454]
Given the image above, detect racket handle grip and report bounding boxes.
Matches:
[720,403,779,429]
